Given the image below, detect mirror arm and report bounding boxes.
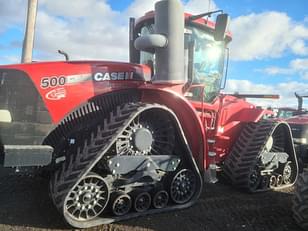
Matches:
[221,47,229,90]
[183,40,195,92]
[134,34,168,52]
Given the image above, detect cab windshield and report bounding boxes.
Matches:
[139,24,226,103]
[190,27,225,102]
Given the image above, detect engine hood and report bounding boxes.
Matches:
[0,60,152,82]
[0,60,152,123]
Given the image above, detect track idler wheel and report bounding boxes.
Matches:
[153,190,169,209]
[112,193,132,216]
[260,176,269,189]
[64,173,109,221]
[248,166,261,191]
[134,192,151,212]
[283,161,294,184]
[269,175,277,188]
[170,169,196,204]
[276,174,283,187]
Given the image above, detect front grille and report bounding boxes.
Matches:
[0,69,53,145]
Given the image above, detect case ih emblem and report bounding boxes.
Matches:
[45,88,67,100]
[93,72,134,81]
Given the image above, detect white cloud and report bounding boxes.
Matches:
[290,58,308,71]
[125,0,156,18]
[225,79,308,108]
[31,0,218,61]
[291,40,308,55]
[230,12,308,61]
[125,0,216,18]
[184,0,217,15]
[258,58,308,80]
[0,55,20,64]
[0,1,26,33]
[1,0,307,63]
[261,67,294,76]
[0,0,218,63]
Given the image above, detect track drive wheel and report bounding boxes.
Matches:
[293,171,308,230]
[283,161,295,184]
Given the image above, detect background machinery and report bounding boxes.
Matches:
[277,92,308,119]
[0,0,299,228]
[283,93,308,230]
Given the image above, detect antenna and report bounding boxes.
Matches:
[206,0,211,21]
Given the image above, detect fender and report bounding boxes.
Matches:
[140,87,207,171]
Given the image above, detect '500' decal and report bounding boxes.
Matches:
[41,76,66,89]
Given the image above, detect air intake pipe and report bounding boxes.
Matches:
[134,0,185,84]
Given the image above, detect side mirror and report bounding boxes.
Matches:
[214,13,229,41]
[0,110,12,123]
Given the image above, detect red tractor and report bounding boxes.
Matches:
[0,0,298,228]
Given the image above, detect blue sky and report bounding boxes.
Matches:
[214,0,308,85]
[0,0,308,107]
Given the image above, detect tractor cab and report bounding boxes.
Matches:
[130,10,231,104]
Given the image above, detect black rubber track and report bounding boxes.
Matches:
[293,170,308,230]
[50,103,139,212]
[49,103,202,228]
[44,90,141,165]
[223,120,296,193]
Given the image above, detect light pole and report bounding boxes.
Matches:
[21,0,38,63]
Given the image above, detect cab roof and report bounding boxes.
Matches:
[135,11,232,41]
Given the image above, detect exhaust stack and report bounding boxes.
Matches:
[154,0,185,83]
[134,0,185,84]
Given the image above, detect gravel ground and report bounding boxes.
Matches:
[0,171,302,231]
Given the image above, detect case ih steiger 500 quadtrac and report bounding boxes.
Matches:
[0,0,299,228]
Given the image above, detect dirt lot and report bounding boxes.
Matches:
[0,171,302,231]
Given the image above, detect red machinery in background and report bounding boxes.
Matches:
[0,0,298,228]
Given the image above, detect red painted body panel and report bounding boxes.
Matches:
[0,61,151,123]
[140,86,207,171]
[190,94,268,162]
[0,60,269,171]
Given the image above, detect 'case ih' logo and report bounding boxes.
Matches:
[93,72,134,81]
[45,88,67,100]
